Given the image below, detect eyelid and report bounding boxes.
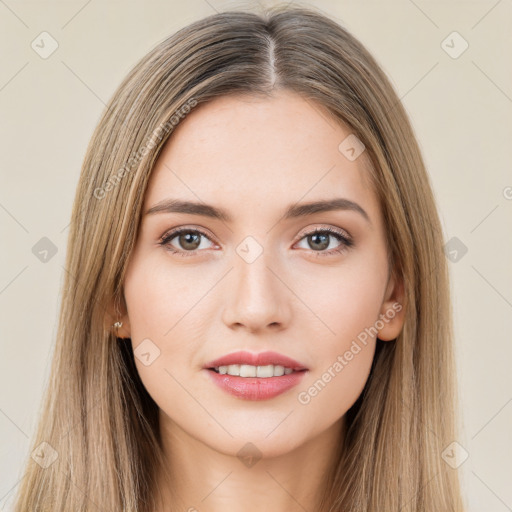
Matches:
[294,223,352,243]
[159,225,219,248]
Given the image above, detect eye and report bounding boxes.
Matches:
[159,227,216,257]
[294,226,353,257]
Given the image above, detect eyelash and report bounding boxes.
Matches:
[158,226,354,258]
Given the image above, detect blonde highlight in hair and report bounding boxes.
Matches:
[13,5,464,511]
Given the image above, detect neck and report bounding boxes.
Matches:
[152,414,345,512]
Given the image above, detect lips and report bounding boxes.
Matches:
[203,350,308,371]
[202,350,308,400]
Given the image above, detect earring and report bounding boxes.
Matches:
[113,321,123,330]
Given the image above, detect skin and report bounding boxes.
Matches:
[115,90,405,512]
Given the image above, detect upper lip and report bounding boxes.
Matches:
[204,350,308,371]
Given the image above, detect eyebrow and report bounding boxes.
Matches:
[145,197,371,225]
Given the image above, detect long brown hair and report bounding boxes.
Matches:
[13,4,464,511]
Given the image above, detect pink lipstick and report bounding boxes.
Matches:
[203,350,308,401]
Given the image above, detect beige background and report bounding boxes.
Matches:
[1,1,511,510]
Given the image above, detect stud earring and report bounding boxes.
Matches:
[113,321,123,330]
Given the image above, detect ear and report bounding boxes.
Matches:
[376,269,406,342]
[106,293,132,340]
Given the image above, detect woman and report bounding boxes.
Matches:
[13,5,465,511]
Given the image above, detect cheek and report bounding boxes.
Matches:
[295,277,381,424]
[292,256,385,419]
[298,254,387,347]
[124,256,208,341]
[123,257,210,407]
[295,340,375,436]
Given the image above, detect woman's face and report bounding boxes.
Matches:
[120,90,404,458]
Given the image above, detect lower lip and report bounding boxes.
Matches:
[204,369,307,401]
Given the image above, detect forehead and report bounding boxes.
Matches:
[143,91,379,225]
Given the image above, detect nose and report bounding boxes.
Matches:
[221,246,292,333]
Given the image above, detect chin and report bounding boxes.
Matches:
[205,427,309,461]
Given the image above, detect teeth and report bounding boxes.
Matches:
[240,364,256,377]
[214,364,296,377]
[258,364,276,377]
